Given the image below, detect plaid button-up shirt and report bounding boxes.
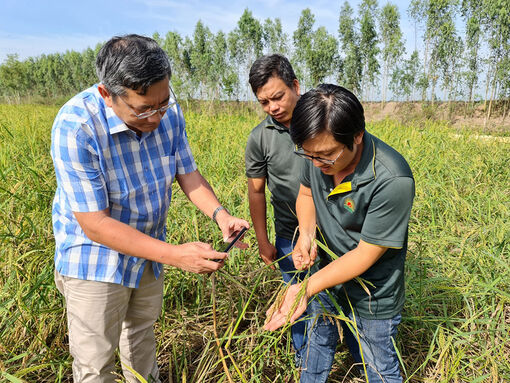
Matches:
[51,85,197,288]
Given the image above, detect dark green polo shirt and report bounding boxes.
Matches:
[245,115,305,240]
[300,131,415,319]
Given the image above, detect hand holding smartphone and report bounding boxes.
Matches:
[221,227,248,253]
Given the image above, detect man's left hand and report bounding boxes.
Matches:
[264,283,308,331]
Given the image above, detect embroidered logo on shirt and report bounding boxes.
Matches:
[344,197,355,213]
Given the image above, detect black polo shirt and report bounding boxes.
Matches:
[301,131,415,319]
[245,115,305,240]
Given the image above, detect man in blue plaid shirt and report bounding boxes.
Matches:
[51,34,249,383]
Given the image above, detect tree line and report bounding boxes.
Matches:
[1,0,509,116]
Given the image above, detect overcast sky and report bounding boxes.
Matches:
[0,0,420,63]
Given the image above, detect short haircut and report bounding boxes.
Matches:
[95,34,172,97]
[248,54,297,95]
[290,84,365,150]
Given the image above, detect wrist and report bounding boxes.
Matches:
[212,205,229,224]
[304,276,315,298]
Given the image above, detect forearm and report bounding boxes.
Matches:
[296,185,316,238]
[176,170,221,219]
[306,240,386,296]
[79,213,179,266]
[248,190,270,245]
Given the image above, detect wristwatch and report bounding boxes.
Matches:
[212,205,229,224]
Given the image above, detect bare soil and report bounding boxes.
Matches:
[363,101,510,134]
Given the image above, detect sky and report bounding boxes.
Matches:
[0,0,420,63]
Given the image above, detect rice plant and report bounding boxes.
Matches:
[0,104,508,382]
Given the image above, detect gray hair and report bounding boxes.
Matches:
[95,34,172,97]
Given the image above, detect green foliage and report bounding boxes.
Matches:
[461,0,483,103]
[358,0,380,100]
[2,4,510,107]
[293,10,338,89]
[391,50,421,101]
[338,1,362,95]
[262,18,289,56]
[379,3,404,104]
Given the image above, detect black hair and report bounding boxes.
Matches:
[248,54,297,94]
[290,84,365,150]
[95,34,172,97]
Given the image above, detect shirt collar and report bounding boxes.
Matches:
[105,106,131,135]
[264,115,289,131]
[327,131,376,198]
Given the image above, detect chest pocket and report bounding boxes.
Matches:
[154,155,176,191]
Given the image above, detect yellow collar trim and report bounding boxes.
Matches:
[327,181,352,198]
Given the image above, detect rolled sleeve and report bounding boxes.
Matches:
[52,122,108,212]
[299,158,312,188]
[361,176,415,248]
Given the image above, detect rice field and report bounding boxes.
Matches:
[0,103,508,382]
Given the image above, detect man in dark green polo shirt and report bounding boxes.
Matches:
[264,84,415,383]
[245,54,307,361]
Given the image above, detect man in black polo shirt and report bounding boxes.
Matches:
[264,84,415,383]
[245,55,307,361]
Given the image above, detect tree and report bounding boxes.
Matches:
[359,0,380,101]
[228,9,263,99]
[379,3,405,106]
[424,0,461,104]
[338,1,362,95]
[461,0,483,106]
[262,18,289,55]
[189,20,214,98]
[293,8,316,88]
[211,31,238,99]
[390,50,420,101]
[293,9,338,88]
[407,0,429,101]
[162,31,189,98]
[308,27,338,86]
[481,0,510,124]
[0,54,30,99]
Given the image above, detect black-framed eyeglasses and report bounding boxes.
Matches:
[294,146,345,165]
[118,85,177,119]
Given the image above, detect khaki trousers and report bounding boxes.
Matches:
[55,264,164,383]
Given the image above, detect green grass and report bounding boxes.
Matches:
[0,104,508,382]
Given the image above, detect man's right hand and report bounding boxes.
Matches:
[172,242,227,274]
[258,240,277,270]
[292,234,317,270]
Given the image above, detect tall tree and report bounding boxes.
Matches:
[308,27,338,86]
[293,9,338,88]
[379,3,404,106]
[461,0,483,106]
[229,9,263,99]
[408,0,429,101]
[262,18,289,55]
[481,0,510,124]
[162,31,191,97]
[293,8,316,89]
[390,50,420,101]
[338,1,362,95]
[189,20,214,98]
[424,0,460,103]
[359,0,380,101]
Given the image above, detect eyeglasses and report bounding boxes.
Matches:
[294,146,345,165]
[118,85,177,119]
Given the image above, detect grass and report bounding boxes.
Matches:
[0,103,508,382]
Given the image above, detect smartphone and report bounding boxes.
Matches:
[221,227,248,253]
